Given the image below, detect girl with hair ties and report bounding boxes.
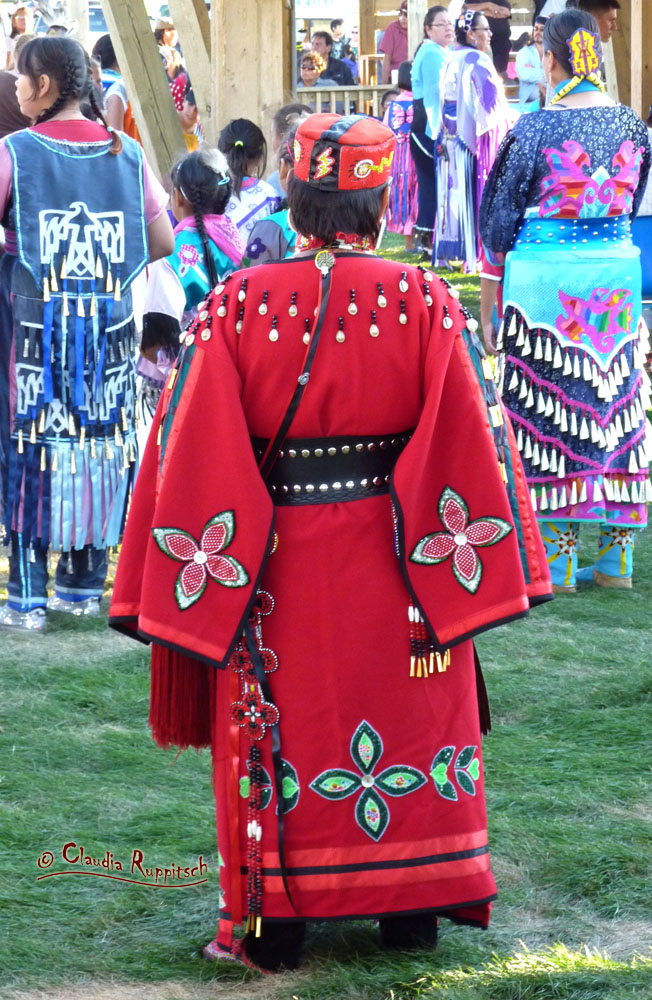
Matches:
[110,112,551,972]
[0,36,173,630]
[218,118,280,240]
[434,9,510,271]
[139,148,245,409]
[409,5,454,252]
[479,7,652,591]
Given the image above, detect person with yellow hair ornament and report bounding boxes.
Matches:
[479,7,652,592]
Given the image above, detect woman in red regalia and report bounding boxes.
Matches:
[110,114,552,973]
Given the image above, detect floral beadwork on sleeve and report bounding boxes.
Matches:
[410,486,512,594]
[152,510,249,610]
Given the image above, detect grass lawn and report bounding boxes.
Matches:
[1,249,652,999]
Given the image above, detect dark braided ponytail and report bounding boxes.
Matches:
[18,37,87,123]
[218,118,267,199]
[171,148,233,290]
[19,36,123,153]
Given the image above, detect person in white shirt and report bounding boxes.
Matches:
[538,0,566,16]
[515,16,545,106]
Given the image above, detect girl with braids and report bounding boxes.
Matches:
[140,147,245,398]
[480,7,652,590]
[218,118,280,240]
[0,35,173,631]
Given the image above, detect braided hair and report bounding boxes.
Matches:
[171,148,232,289]
[218,118,267,199]
[18,36,123,154]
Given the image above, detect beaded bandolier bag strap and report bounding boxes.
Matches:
[3,129,148,553]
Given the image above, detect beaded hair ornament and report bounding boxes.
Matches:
[550,26,606,105]
[457,10,476,32]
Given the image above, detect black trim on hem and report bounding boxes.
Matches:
[529,592,554,608]
[108,617,151,646]
[243,845,489,878]
[239,894,498,925]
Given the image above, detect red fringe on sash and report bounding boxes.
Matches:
[149,644,212,749]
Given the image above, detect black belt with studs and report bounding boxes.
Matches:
[251,431,414,505]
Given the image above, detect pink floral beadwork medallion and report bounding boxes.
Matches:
[152,510,249,610]
[410,487,512,594]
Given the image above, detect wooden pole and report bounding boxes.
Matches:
[102,0,185,179]
[211,0,285,152]
[643,2,652,122]
[68,0,89,50]
[629,0,642,118]
[358,0,376,66]
[167,0,216,145]
[408,0,427,60]
[611,0,632,108]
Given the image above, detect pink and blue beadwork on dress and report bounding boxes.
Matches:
[539,140,644,219]
[479,105,652,527]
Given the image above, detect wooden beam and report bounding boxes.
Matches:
[358,0,376,66]
[211,0,285,154]
[611,0,632,108]
[408,0,427,60]
[167,0,215,145]
[644,1,652,123]
[102,0,185,179]
[68,0,89,50]
[629,0,642,118]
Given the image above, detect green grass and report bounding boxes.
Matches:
[1,257,652,998]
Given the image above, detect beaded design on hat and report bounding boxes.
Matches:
[293,113,396,191]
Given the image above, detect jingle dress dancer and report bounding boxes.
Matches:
[110,114,552,972]
[480,9,652,591]
[435,10,511,271]
[0,37,172,630]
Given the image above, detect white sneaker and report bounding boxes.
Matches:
[46,596,101,616]
[0,605,47,632]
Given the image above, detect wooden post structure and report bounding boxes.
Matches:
[610,0,648,117]
[358,0,376,69]
[211,0,286,150]
[167,0,215,145]
[102,0,185,179]
[408,0,427,59]
[68,0,89,50]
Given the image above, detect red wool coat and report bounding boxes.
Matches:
[110,253,551,946]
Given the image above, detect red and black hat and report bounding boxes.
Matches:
[293,113,396,192]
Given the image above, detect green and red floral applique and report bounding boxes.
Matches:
[430,744,481,801]
[152,510,249,610]
[410,486,512,594]
[310,720,427,841]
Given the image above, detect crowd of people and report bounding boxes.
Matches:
[0,0,650,980]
